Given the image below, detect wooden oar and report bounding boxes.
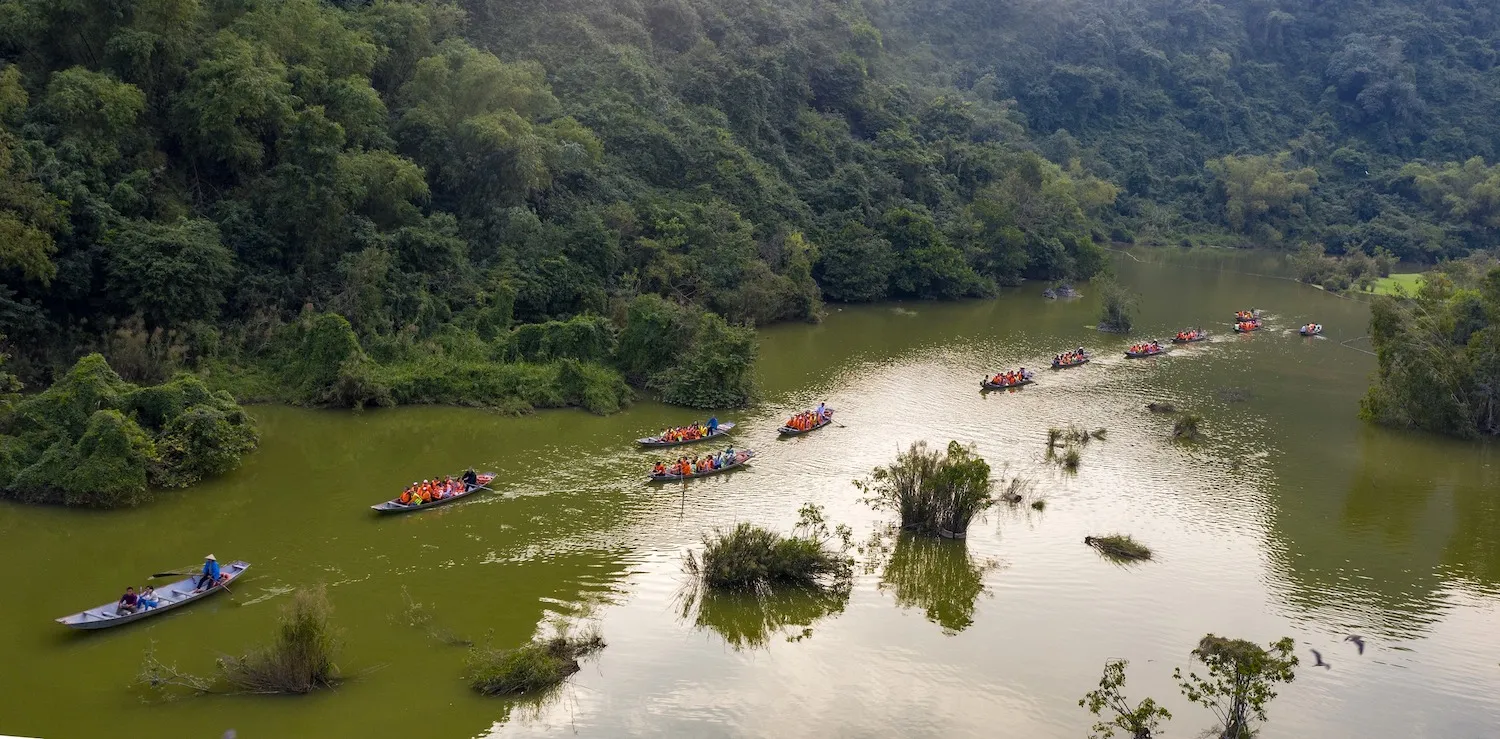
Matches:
[149,568,199,579]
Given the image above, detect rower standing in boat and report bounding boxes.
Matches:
[707,416,719,435]
[462,468,478,491]
[194,554,220,592]
[816,401,828,420]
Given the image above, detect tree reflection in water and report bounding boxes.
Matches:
[679,580,852,650]
[878,532,999,634]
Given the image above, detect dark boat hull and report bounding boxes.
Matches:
[981,379,1034,390]
[649,452,755,482]
[1125,349,1166,358]
[779,411,834,436]
[636,422,736,448]
[1051,358,1090,369]
[1171,335,1208,344]
[56,561,250,630]
[372,473,496,513]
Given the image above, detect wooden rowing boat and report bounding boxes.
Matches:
[371,473,496,513]
[1300,325,1323,336]
[1171,333,1208,344]
[56,561,250,630]
[1051,355,1090,369]
[779,410,834,435]
[1125,346,1167,358]
[981,378,1034,390]
[1233,320,1262,333]
[636,421,736,448]
[649,450,755,482]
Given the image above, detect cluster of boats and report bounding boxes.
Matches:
[983,309,1327,390]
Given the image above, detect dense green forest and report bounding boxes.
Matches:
[0,0,1498,426]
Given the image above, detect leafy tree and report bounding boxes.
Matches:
[1174,635,1298,739]
[1080,659,1172,739]
[1206,154,1319,242]
[105,218,234,333]
[1097,276,1137,333]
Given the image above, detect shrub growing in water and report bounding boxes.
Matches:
[685,505,852,594]
[466,624,606,696]
[220,586,340,694]
[0,354,257,507]
[1175,635,1297,739]
[859,441,998,536]
[1096,276,1137,333]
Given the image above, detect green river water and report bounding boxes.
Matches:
[2,249,1497,738]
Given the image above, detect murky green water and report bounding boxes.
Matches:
[3,249,1497,738]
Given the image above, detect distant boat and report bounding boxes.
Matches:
[636,422,735,448]
[1125,344,1167,358]
[981,377,1034,390]
[1171,330,1209,344]
[56,561,250,630]
[1300,324,1323,336]
[779,410,834,436]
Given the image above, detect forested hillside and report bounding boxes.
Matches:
[886,0,1500,258]
[0,0,1498,415]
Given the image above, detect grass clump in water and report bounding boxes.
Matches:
[1030,499,1047,511]
[1173,413,1204,442]
[1062,447,1082,470]
[466,624,606,696]
[685,504,852,594]
[858,442,998,537]
[219,586,340,694]
[1085,534,1153,562]
[1146,401,1177,413]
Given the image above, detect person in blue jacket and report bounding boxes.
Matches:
[194,554,221,592]
[707,416,719,434]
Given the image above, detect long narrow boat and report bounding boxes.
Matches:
[981,378,1035,390]
[779,410,834,436]
[56,561,250,630]
[1125,345,1167,358]
[649,450,756,482]
[1233,320,1262,333]
[1171,331,1209,344]
[636,421,736,448]
[1051,354,1090,369]
[1299,324,1323,336]
[371,473,496,514]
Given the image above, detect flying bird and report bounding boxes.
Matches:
[1310,648,1331,669]
[1345,635,1366,654]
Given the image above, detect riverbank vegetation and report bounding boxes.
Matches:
[1362,266,1500,438]
[466,624,605,697]
[0,353,257,507]
[0,0,1128,415]
[684,504,853,594]
[858,441,998,537]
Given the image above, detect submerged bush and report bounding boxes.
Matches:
[1173,413,1204,442]
[1097,276,1137,333]
[859,441,998,536]
[685,505,852,593]
[466,625,605,696]
[1085,534,1153,562]
[0,354,257,507]
[220,586,340,694]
